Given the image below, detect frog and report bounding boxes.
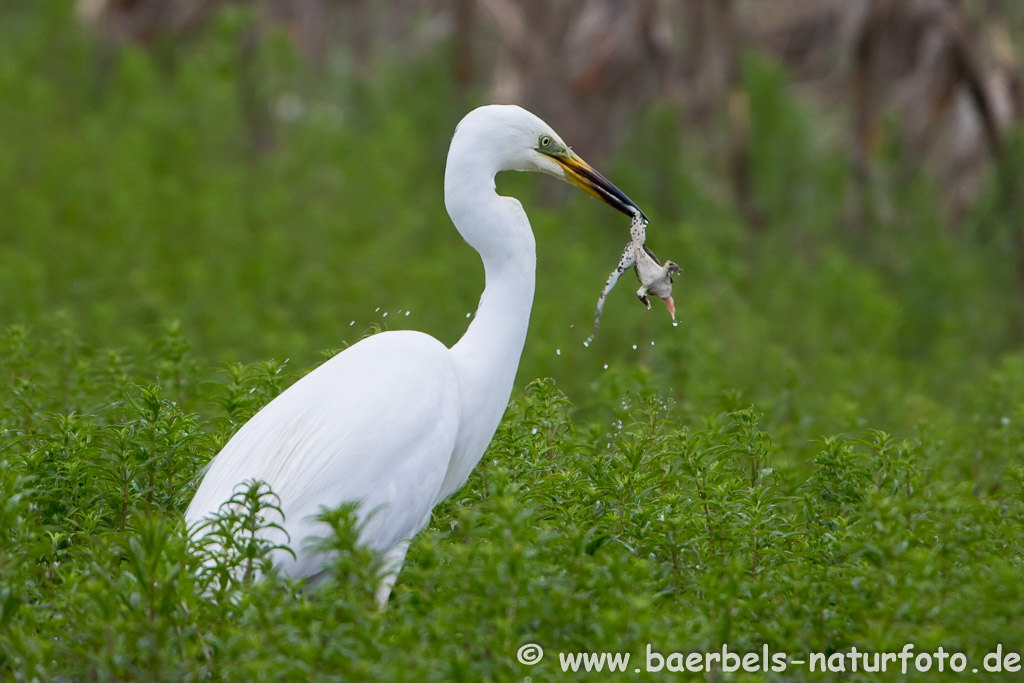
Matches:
[586,211,680,345]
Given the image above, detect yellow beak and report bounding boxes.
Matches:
[545,150,647,221]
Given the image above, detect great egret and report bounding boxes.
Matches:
[185,104,645,603]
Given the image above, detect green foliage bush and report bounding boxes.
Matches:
[2,3,1023,680]
[1,325,1022,680]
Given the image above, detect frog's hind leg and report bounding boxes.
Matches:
[586,244,635,345]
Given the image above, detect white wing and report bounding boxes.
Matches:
[186,330,461,578]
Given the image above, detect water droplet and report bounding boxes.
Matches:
[632,344,638,350]
[672,321,679,327]
[375,307,380,312]
[650,341,655,346]
[570,323,574,328]
[603,363,609,370]
[349,321,355,326]
[466,312,472,319]
[382,312,388,318]
[404,311,410,317]
[556,348,561,356]
[583,340,590,348]
[531,427,538,435]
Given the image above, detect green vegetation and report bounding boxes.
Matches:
[2,3,1023,680]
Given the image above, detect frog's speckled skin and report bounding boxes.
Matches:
[586,212,680,344]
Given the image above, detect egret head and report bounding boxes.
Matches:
[449,105,646,221]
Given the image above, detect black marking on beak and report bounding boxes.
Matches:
[545,150,648,222]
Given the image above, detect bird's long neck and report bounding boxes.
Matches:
[453,236,536,388]
[437,167,536,501]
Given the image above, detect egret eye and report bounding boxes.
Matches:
[539,134,552,148]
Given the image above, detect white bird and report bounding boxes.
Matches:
[185,104,645,604]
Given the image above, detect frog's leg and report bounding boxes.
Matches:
[586,244,636,345]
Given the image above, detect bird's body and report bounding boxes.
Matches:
[186,105,643,602]
[188,331,460,579]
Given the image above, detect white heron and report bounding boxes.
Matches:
[185,104,645,604]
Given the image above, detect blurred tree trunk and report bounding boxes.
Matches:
[74,0,1024,239]
[452,0,475,89]
[238,17,274,153]
[679,0,760,228]
[345,0,372,83]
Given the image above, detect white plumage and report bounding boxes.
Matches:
[185,104,644,603]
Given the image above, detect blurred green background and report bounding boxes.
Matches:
[4,1,1024,463]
